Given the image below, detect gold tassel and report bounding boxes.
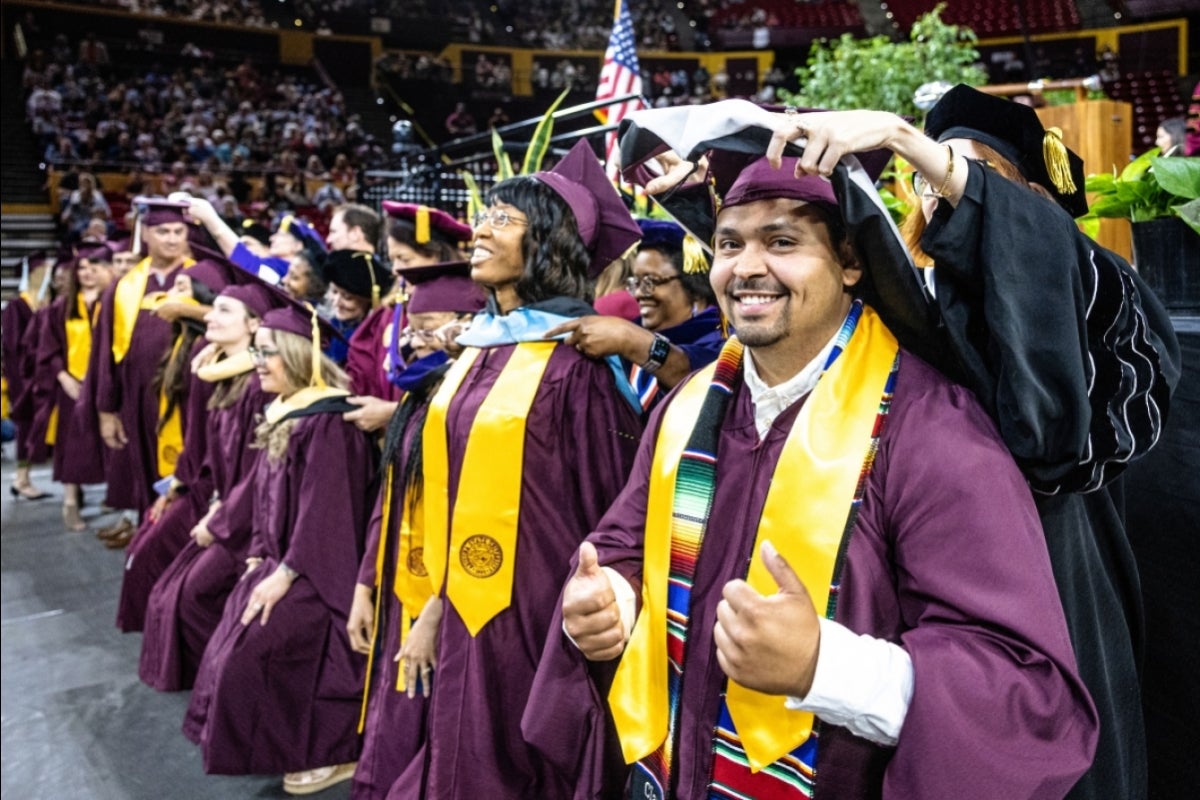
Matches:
[361,252,381,309]
[415,206,431,244]
[279,214,294,235]
[1043,127,1076,195]
[681,234,709,274]
[308,302,325,389]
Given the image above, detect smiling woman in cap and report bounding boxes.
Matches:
[321,249,394,366]
[390,138,644,799]
[757,86,1180,800]
[138,270,289,695]
[184,297,377,796]
[545,217,724,413]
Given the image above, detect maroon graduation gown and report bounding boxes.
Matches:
[183,409,377,775]
[1,296,36,461]
[526,351,1099,799]
[345,303,404,401]
[116,336,215,633]
[352,404,429,800]
[31,295,102,483]
[19,306,55,465]
[139,373,271,691]
[392,344,641,799]
[92,268,185,511]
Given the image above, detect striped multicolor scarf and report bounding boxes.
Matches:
[628,301,899,799]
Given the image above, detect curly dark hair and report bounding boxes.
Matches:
[486,177,592,304]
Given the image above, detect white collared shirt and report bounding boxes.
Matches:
[574,334,914,748]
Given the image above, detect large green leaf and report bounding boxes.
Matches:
[1176,198,1200,236]
[460,170,483,219]
[1118,147,1158,182]
[490,127,514,180]
[1151,157,1200,200]
[524,86,572,175]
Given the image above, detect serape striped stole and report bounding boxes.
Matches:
[611,302,900,798]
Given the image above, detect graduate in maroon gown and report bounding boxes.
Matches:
[115,260,233,632]
[183,302,377,796]
[343,202,475,434]
[344,260,485,800]
[390,139,644,799]
[32,244,115,529]
[14,259,69,478]
[0,257,46,499]
[140,279,284,691]
[538,117,1099,799]
[92,198,200,543]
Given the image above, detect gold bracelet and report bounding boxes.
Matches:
[932,145,955,197]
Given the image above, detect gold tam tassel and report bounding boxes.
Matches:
[1043,127,1076,195]
[682,234,709,274]
[415,206,431,244]
[308,302,326,388]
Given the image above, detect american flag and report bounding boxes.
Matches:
[595,0,643,179]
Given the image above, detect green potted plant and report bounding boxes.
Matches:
[1079,149,1200,313]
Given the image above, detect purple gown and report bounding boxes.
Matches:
[116,336,215,633]
[32,295,104,483]
[345,303,404,401]
[392,344,641,799]
[352,404,430,800]
[1,297,36,461]
[19,307,55,465]
[93,268,187,511]
[525,351,1099,799]
[139,373,271,691]
[183,409,377,775]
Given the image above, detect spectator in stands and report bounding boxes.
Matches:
[445,102,477,138]
[60,172,111,241]
[310,173,346,213]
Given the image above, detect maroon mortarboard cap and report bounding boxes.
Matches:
[323,249,394,304]
[382,201,473,244]
[76,243,114,263]
[398,261,486,315]
[261,301,343,347]
[532,139,642,277]
[717,151,893,211]
[134,196,191,227]
[108,235,133,253]
[220,283,286,318]
[185,259,234,295]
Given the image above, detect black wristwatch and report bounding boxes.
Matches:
[642,333,671,374]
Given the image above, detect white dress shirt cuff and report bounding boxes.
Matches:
[784,617,913,746]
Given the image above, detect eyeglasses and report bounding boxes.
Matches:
[401,326,442,341]
[625,275,682,295]
[248,346,281,364]
[472,208,528,230]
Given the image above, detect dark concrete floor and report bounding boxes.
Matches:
[1,459,352,800]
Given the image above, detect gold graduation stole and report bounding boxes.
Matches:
[66,293,97,380]
[262,385,351,425]
[422,342,557,636]
[48,295,100,446]
[112,257,194,363]
[195,350,256,383]
[610,306,899,771]
[156,335,186,478]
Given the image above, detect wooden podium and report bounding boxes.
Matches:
[1036,99,1134,261]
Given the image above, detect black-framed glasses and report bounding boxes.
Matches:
[625,275,682,295]
[248,346,281,364]
[472,208,529,230]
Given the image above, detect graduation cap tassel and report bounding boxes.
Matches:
[681,234,709,275]
[415,206,431,245]
[1043,127,1077,196]
[308,303,326,389]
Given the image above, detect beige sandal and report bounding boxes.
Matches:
[282,762,357,795]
